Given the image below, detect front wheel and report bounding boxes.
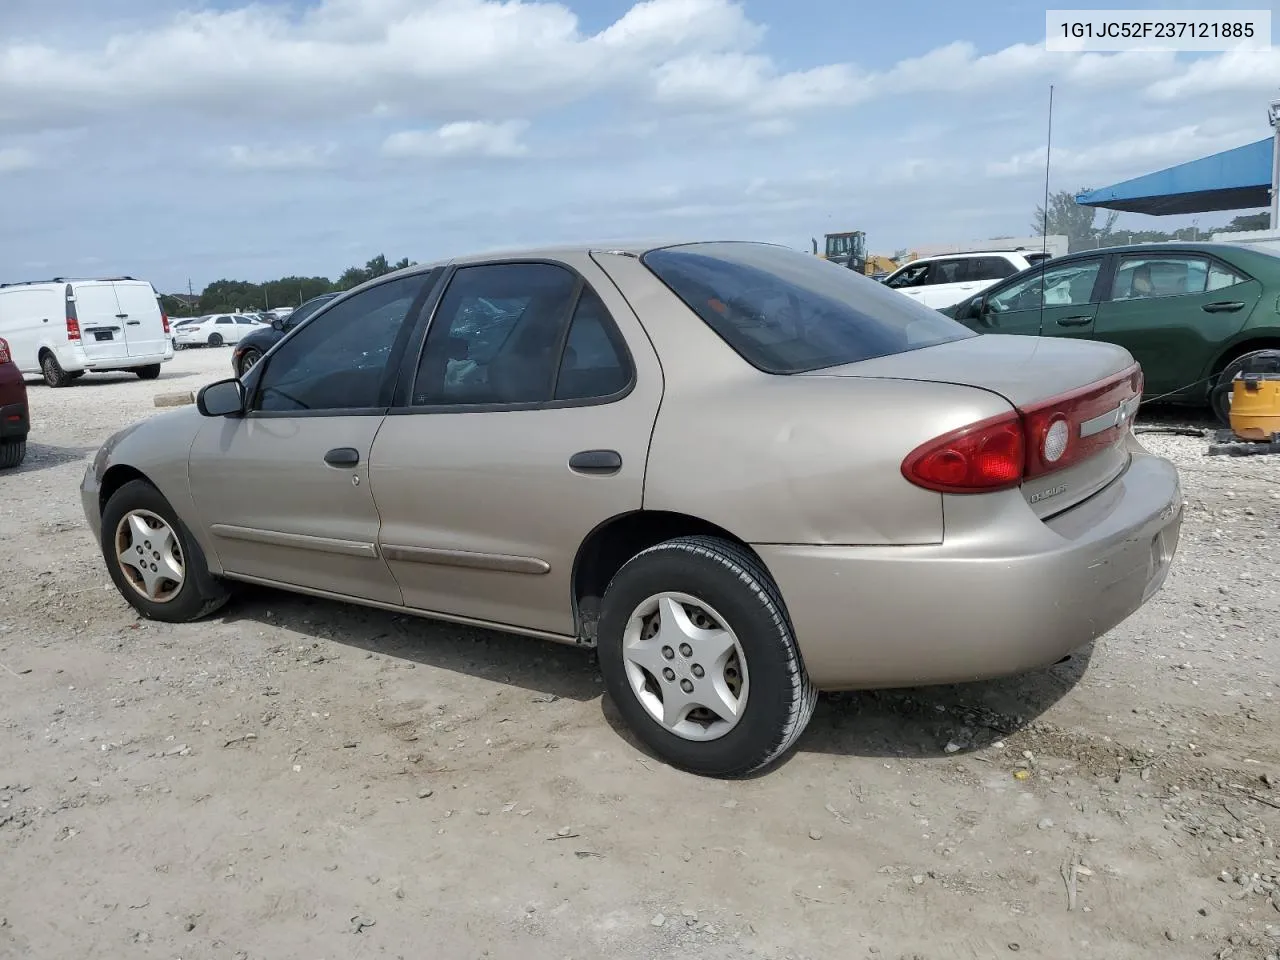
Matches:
[100,479,230,623]
[135,364,161,380]
[596,536,817,778]
[236,348,262,378]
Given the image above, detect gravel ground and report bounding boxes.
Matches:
[2,347,1279,960]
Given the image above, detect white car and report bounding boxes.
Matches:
[0,277,174,387]
[173,313,267,348]
[882,251,1053,310]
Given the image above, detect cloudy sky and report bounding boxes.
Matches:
[1,0,1276,293]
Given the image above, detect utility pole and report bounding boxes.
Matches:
[187,278,194,316]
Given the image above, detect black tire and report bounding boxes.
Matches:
[208,333,224,347]
[236,348,262,378]
[41,352,72,388]
[100,479,230,623]
[596,535,817,778]
[1211,349,1275,426]
[0,440,25,469]
[135,364,162,380]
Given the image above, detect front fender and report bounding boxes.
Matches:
[82,407,224,573]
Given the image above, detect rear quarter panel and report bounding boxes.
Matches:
[592,251,1011,545]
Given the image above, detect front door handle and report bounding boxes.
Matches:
[324,447,360,467]
[569,450,622,475]
[1056,315,1093,327]
[1202,301,1245,313]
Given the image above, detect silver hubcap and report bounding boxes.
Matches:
[242,351,259,371]
[622,592,749,741]
[114,510,185,603]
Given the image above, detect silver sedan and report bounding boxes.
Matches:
[81,241,1183,777]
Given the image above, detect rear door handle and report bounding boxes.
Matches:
[324,447,360,467]
[569,450,622,475]
[1202,301,1245,313]
[126,320,141,326]
[1056,315,1093,327]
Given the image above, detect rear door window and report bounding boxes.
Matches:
[929,259,969,285]
[641,242,973,374]
[969,257,1018,281]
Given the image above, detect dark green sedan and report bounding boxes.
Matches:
[941,242,1280,422]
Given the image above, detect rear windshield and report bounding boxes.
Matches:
[641,242,974,374]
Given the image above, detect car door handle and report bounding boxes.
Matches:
[115,313,129,319]
[323,447,361,467]
[569,450,622,474]
[1202,301,1245,313]
[126,320,141,325]
[1056,316,1093,327]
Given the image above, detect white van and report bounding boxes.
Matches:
[0,277,174,387]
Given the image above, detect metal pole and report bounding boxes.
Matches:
[1270,99,1280,230]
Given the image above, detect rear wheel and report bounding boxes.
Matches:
[1212,349,1279,426]
[208,333,224,348]
[236,348,262,378]
[0,440,25,469]
[135,364,161,380]
[596,535,817,778]
[41,352,72,388]
[100,479,230,623]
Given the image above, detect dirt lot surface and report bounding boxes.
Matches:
[2,347,1280,960]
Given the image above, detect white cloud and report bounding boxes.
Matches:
[382,121,530,159]
[1145,48,1280,101]
[0,146,36,173]
[225,143,338,171]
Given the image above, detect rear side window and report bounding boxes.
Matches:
[969,257,1018,281]
[641,242,973,374]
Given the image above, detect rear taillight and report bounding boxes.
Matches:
[1021,362,1141,480]
[66,316,81,341]
[901,412,1026,493]
[161,314,170,334]
[0,338,10,364]
[903,363,1142,494]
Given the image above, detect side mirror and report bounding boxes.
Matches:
[197,378,246,417]
[271,318,284,331]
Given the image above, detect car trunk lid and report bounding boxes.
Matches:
[802,334,1142,518]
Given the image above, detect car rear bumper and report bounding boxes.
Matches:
[755,444,1183,690]
[0,401,29,441]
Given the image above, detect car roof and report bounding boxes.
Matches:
[1051,241,1266,261]
[395,238,776,274]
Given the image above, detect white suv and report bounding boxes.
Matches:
[882,251,1052,310]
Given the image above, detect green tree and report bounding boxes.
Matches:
[1033,188,1119,252]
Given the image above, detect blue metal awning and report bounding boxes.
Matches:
[1076,138,1273,216]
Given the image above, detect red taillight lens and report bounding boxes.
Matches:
[66,316,81,341]
[1022,362,1141,480]
[903,363,1143,495]
[0,338,10,364]
[161,314,170,334]
[901,413,1026,493]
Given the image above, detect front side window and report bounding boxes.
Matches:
[642,242,972,375]
[412,262,578,406]
[930,259,968,285]
[254,273,431,413]
[1110,255,1214,300]
[885,261,931,289]
[987,259,1102,313]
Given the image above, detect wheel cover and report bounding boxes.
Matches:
[114,509,185,603]
[240,349,261,373]
[621,592,750,742]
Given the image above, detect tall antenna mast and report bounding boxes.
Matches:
[1038,84,1054,335]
